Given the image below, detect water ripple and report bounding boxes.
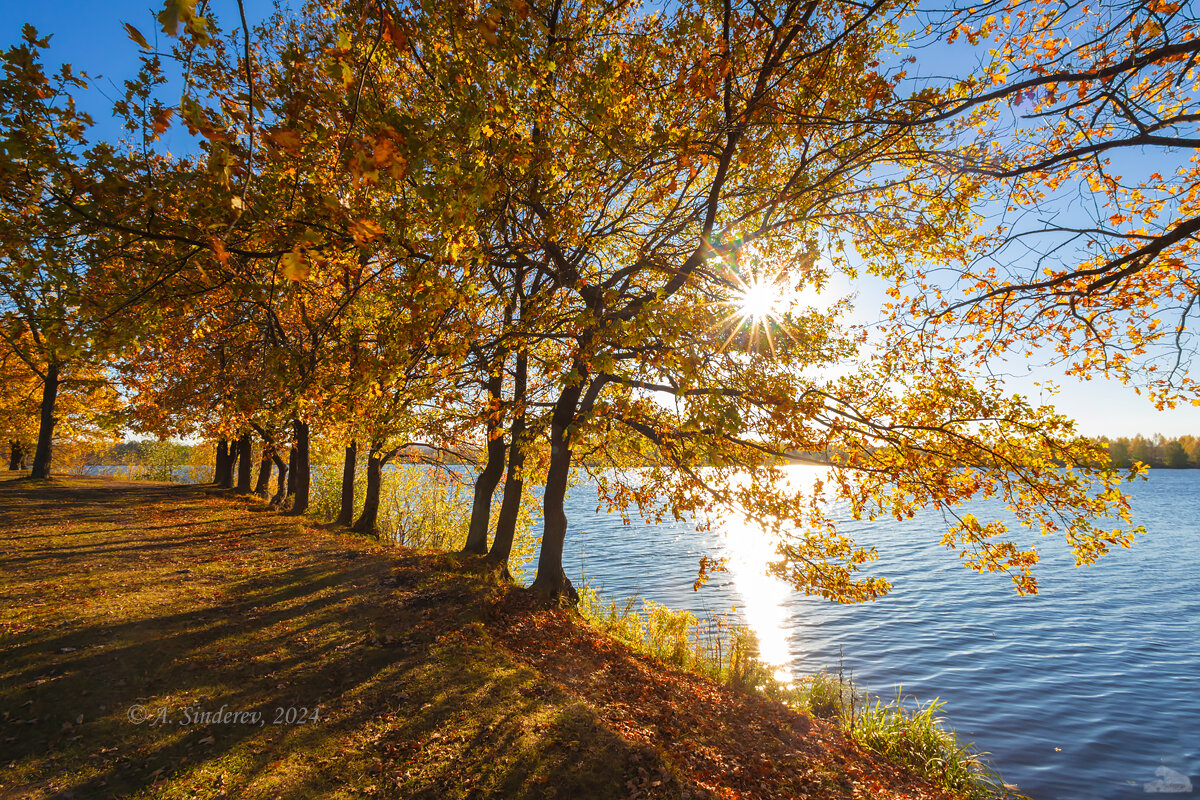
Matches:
[566,469,1200,800]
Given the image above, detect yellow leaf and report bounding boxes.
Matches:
[281,250,310,281]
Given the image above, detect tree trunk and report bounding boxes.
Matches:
[270,452,290,507]
[352,449,383,535]
[216,437,236,489]
[225,440,239,489]
[214,439,228,486]
[462,433,506,554]
[8,440,26,471]
[286,446,297,499]
[236,432,253,494]
[335,440,357,526]
[286,420,310,516]
[486,424,526,580]
[30,362,60,480]
[463,371,506,554]
[254,446,273,498]
[487,353,529,578]
[530,384,582,604]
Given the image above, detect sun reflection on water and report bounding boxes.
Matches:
[715,465,836,681]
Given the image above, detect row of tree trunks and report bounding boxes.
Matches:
[30,362,60,479]
[485,352,529,579]
[199,388,551,593]
[457,348,578,601]
[200,403,542,587]
[215,430,295,504]
[463,368,508,554]
[8,440,28,471]
[249,425,285,503]
[197,371,558,598]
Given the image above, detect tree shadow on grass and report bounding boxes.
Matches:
[0,479,695,800]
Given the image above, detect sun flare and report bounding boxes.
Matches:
[719,275,793,355]
[737,278,782,321]
[715,242,832,355]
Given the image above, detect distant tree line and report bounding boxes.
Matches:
[1098,436,1200,469]
[80,435,1200,473]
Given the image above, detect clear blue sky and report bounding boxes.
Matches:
[1,1,277,144]
[3,2,1198,438]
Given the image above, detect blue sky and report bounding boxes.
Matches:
[1,1,277,144]
[3,1,1199,438]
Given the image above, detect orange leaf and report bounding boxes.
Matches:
[266,128,303,155]
[351,219,384,246]
[209,237,230,266]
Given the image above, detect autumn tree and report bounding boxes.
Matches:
[0,28,134,478]
[0,330,42,469]
[2,0,1152,610]
[90,2,417,513]
[335,0,1140,604]
[911,0,1200,407]
[343,288,477,535]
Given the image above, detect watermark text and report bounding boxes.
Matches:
[126,704,321,727]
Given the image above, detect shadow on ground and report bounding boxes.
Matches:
[0,478,681,800]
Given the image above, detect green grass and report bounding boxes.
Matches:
[853,690,1009,800]
[577,585,775,691]
[791,672,1015,800]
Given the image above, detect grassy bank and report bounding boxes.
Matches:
[575,590,1009,799]
[2,474,983,799]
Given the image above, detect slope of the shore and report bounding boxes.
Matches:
[0,475,963,800]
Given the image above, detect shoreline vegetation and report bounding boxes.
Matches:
[0,474,1017,800]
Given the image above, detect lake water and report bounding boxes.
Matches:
[561,467,1200,800]
[80,464,211,483]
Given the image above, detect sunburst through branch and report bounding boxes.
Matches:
[719,274,791,354]
[738,278,783,323]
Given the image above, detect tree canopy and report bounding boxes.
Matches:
[2,0,1185,604]
[913,0,1200,406]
